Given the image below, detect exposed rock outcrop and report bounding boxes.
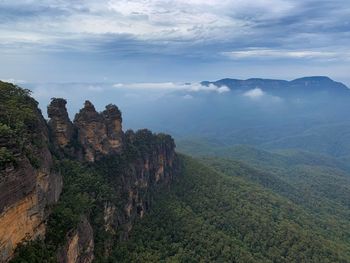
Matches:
[0,86,62,262]
[73,101,123,162]
[48,102,177,260]
[121,130,176,236]
[102,104,124,153]
[57,217,94,263]
[48,98,74,149]
[1,86,177,262]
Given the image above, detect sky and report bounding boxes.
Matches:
[0,0,350,85]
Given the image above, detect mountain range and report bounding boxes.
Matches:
[202,76,349,93]
[115,76,350,158]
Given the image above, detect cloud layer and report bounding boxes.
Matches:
[243,88,265,99]
[0,0,349,83]
[1,1,349,55]
[113,82,230,93]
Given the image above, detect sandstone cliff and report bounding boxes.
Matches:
[73,101,123,162]
[57,217,94,263]
[48,98,74,149]
[47,99,177,261]
[1,90,177,262]
[0,82,62,262]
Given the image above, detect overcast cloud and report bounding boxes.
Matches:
[0,0,349,84]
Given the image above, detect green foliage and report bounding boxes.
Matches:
[0,81,36,132]
[11,159,117,262]
[0,147,15,167]
[46,160,115,246]
[0,123,13,137]
[12,144,350,262]
[190,144,350,243]
[0,81,42,168]
[10,240,56,263]
[11,128,172,262]
[111,155,350,262]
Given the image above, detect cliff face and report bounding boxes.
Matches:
[0,88,177,262]
[0,83,62,262]
[48,99,177,262]
[57,217,94,263]
[104,129,177,243]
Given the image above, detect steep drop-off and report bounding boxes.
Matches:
[0,82,62,262]
[46,99,177,262]
[0,82,178,262]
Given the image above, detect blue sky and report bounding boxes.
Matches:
[0,0,350,85]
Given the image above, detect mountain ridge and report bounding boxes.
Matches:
[201,76,349,91]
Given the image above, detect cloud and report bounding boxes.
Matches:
[1,78,27,84]
[113,82,230,94]
[1,0,350,83]
[217,86,230,94]
[1,0,349,56]
[243,88,265,99]
[113,82,178,90]
[243,88,283,103]
[223,49,344,60]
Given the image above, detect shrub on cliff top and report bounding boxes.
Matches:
[0,81,36,129]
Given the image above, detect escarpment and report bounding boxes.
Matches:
[1,86,177,262]
[0,82,62,262]
[47,99,177,262]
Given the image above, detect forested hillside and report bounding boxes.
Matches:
[111,155,350,262]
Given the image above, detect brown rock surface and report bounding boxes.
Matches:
[48,98,74,148]
[0,97,62,262]
[57,217,94,263]
[74,101,123,162]
[1,88,177,262]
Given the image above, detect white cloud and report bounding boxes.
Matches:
[243,87,283,102]
[0,0,298,47]
[1,78,27,84]
[113,82,178,89]
[113,82,230,94]
[1,0,350,83]
[217,86,230,94]
[224,49,341,60]
[243,88,265,99]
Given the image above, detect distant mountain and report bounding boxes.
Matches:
[202,76,349,93]
[121,76,350,157]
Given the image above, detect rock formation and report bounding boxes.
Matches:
[0,85,62,262]
[48,98,74,149]
[0,83,177,262]
[102,104,124,153]
[73,101,123,162]
[51,102,177,261]
[57,217,94,263]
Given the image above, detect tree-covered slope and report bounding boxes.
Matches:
[178,143,350,245]
[111,155,350,263]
